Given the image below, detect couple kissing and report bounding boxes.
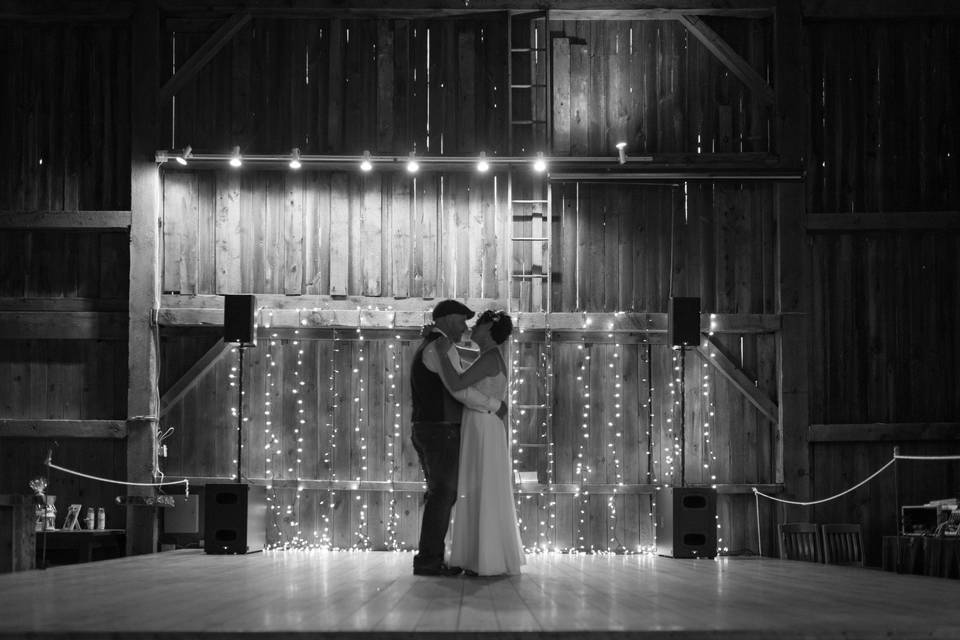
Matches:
[410,300,525,577]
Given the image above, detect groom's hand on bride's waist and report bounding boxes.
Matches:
[496,401,508,420]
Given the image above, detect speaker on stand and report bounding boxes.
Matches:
[657,297,715,558]
[205,295,263,554]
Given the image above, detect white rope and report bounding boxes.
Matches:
[894,454,960,460]
[48,461,190,492]
[753,458,896,506]
[755,489,762,556]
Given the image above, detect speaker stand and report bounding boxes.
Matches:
[236,345,246,483]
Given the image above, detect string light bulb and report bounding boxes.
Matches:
[360,150,373,172]
[176,145,192,166]
[616,141,627,165]
[289,147,302,170]
[229,146,242,168]
[406,151,419,173]
[477,151,490,173]
[533,151,547,173]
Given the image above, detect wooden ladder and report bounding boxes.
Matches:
[506,10,556,550]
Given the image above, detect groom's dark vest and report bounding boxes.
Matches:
[411,333,462,423]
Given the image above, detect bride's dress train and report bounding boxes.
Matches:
[449,371,525,575]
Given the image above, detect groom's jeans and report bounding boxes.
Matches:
[411,422,460,568]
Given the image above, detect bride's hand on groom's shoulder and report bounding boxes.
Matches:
[435,334,452,351]
[420,323,436,339]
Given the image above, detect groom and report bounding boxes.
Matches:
[410,299,507,576]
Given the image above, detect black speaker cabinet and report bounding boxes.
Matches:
[668,297,701,347]
[203,483,266,554]
[655,486,717,558]
[224,294,257,345]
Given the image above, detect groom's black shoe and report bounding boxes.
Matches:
[414,563,463,576]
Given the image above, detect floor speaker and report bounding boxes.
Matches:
[224,294,257,345]
[655,486,717,558]
[668,297,700,347]
[203,483,266,554]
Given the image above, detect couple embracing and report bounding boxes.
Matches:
[410,300,525,577]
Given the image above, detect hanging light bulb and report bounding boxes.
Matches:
[616,141,627,164]
[176,145,192,166]
[477,151,489,173]
[360,150,373,172]
[533,151,547,173]
[406,151,419,174]
[289,148,302,170]
[229,146,242,168]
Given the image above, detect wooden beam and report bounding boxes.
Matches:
[157,0,778,16]
[0,311,127,340]
[0,211,131,229]
[158,11,252,104]
[159,339,231,417]
[0,420,127,439]
[697,337,780,425]
[676,15,775,105]
[0,1,133,21]
[803,0,960,18]
[809,423,960,443]
[165,476,783,495]
[807,212,960,231]
[0,298,127,312]
[128,0,161,557]
[158,296,781,334]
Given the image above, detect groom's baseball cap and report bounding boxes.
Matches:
[432,299,475,320]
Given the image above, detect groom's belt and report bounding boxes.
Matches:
[412,421,460,427]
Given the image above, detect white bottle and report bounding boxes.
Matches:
[96,507,106,530]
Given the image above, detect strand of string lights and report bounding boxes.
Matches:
[290,329,306,547]
[323,328,340,550]
[511,325,524,547]
[702,318,724,555]
[543,323,557,553]
[642,343,656,554]
[606,314,626,553]
[385,311,403,551]
[574,312,592,553]
[352,309,371,550]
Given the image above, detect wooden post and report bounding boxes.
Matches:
[774,0,809,528]
[127,0,161,556]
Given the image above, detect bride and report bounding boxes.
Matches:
[435,310,525,576]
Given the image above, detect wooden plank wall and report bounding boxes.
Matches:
[166,17,508,156]
[807,19,960,565]
[549,18,771,156]
[550,182,777,314]
[0,17,131,529]
[160,325,778,553]
[0,23,131,211]
[808,20,960,213]
[161,169,509,300]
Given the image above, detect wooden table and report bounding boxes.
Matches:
[35,529,126,564]
[882,535,960,578]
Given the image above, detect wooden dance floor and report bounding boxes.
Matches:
[1,550,958,639]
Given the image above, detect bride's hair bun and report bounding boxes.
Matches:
[478,310,513,344]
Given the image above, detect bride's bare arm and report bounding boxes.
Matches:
[436,348,499,391]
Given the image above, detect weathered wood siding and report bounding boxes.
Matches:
[807,19,960,566]
[0,23,131,211]
[809,20,960,213]
[549,18,771,156]
[166,17,508,156]
[161,170,509,300]
[551,182,777,314]
[160,326,777,553]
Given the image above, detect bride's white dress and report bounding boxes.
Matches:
[449,370,525,575]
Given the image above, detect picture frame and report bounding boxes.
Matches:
[62,504,82,530]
